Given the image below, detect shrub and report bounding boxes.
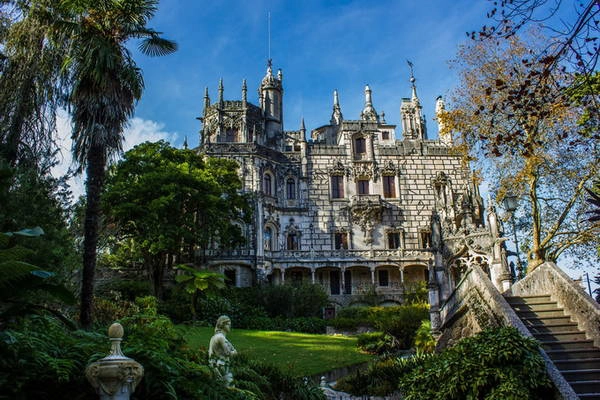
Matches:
[356,332,398,354]
[370,303,429,349]
[339,327,553,398]
[96,279,152,301]
[413,320,435,354]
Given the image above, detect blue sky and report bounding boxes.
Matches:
[128,0,491,147]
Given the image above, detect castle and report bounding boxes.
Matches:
[197,61,511,310]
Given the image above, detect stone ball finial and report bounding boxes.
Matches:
[108,322,124,339]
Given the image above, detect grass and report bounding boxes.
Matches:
[180,326,373,377]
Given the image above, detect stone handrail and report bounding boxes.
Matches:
[509,261,600,347]
[439,264,578,400]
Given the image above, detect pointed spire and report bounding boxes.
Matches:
[360,85,378,122]
[242,79,247,103]
[218,78,224,104]
[183,136,188,149]
[277,68,282,82]
[365,84,373,106]
[300,117,306,132]
[203,87,210,111]
[331,89,343,125]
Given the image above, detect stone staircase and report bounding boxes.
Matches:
[506,294,600,399]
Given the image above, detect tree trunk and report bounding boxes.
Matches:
[79,145,106,329]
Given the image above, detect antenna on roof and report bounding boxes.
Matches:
[268,12,271,61]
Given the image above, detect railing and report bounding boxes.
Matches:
[198,248,430,261]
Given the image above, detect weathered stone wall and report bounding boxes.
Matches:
[437,264,578,399]
[509,261,600,347]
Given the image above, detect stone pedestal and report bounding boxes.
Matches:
[86,323,144,400]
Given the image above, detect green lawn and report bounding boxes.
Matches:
[180,326,373,377]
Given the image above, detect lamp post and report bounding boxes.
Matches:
[503,193,525,279]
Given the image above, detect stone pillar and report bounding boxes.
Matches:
[281,269,285,284]
[311,269,316,284]
[399,268,404,284]
[426,260,442,334]
[370,268,375,285]
[86,323,144,400]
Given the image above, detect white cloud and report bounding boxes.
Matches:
[52,110,179,202]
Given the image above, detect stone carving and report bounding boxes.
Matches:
[328,161,347,176]
[348,196,383,244]
[351,162,377,180]
[209,315,237,387]
[86,323,144,400]
[379,160,400,176]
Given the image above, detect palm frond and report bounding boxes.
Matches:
[138,35,177,57]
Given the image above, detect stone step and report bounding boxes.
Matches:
[554,358,600,371]
[505,294,552,304]
[541,339,596,351]
[521,315,574,326]
[561,369,600,382]
[515,308,567,319]
[525,322,579,334]
[533,331,588,342]
[570,380,600,396]
[546,348,600,361]
[578,393,600,400]
[510,301,561,312]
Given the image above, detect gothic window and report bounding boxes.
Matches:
[387,231,402,249]
[331,175,344,199]
[334,232,348,249]
[225,128,239,142]
[287,232,299,250]
[378,270,389,287]
[263,173,273,196]
[286,178,296,199]
[383,175,396,198]
[419,229,432,249]
[354,137,366,154]
[264,226,274,251]
[357,179,369,195]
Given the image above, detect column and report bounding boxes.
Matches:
[370,268,375,285]
[400,267,404,284]
[281,269,285,284]
[311,269,315,284]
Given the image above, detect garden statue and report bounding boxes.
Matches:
[208,315,237,386]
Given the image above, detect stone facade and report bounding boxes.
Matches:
[196,61,507,309]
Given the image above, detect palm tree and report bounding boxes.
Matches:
[59,0,176,328]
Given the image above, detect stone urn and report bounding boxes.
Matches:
[85,323,144,400]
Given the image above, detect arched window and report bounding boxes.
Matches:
[263,173,273,196]
[286,178,296,199]
[383,175,396,198]
[264,227,273,251]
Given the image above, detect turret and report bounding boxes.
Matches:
[436,95,452,145]
[259,60,284,147]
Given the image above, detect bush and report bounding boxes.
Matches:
[338,327,553,398]
[370,304,429,349]
[356,332,398,354]
[413,320,435,354]
[161,284,329,333]
[96,279,152,301]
